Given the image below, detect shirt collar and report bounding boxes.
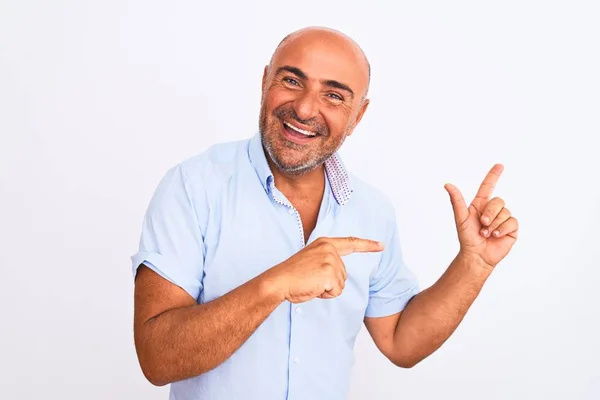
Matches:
[248,132,353,206]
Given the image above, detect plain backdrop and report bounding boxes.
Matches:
[1,1,599,399]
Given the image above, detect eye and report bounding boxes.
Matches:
[283,77,300,86]
[327,93,343,101]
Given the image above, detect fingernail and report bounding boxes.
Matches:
[481,229,488,237]
[493,230,500,237]
[482,217,490,225]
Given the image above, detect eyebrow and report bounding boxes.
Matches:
[275,65,355,99]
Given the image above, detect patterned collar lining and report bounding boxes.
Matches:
[323,154,353,206]
[249,132,353,206]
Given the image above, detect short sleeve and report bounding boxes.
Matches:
[365,215,420,318]
[130,165,205,301]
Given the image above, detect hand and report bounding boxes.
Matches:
[444,164,519,269]
[270,237,384,303]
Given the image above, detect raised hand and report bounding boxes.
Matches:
[270,237,384,303]
[444,164,519,269]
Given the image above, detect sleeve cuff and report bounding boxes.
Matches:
[364,287,419,318]
[131,251,202,301]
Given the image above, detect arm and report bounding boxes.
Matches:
[364,251,491,368]
[365,164,518,368]
[134,237,383,386]
[134,265,284,386]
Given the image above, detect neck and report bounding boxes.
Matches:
[268,160,326,200]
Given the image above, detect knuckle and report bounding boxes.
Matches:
[488,197,504,211]
[323,252,337,265]
[326,260,338,272]
[487,220,499,230]
[492,196,505,205]
[319,241,336,253]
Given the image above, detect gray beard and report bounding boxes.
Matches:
[258,104,349,176]
[260,129,347,177]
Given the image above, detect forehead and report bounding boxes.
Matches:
[271,34,369,95]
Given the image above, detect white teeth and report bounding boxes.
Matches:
[284,121,316,137]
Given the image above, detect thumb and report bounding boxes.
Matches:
[444,183,469,225]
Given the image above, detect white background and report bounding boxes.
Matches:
[1,1,599,399]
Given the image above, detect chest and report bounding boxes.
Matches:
[293,200,321,243]
[199,192,381,317]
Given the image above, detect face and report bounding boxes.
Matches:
[258,33,370,176]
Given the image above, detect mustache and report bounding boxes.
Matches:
[274,106,328,136]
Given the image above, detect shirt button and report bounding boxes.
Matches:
[295,307,302,314]
[294,357,300,364]
[288,208,295,215]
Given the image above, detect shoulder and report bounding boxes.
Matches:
[148,137,250,214]
[145,137,250,231]
[174,137,250,190]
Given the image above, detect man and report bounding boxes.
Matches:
[131,26,519,399]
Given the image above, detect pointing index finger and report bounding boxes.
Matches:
[472,164,504,209]
[329,237,384,256]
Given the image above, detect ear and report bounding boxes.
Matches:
[345,98,370,137]
[355,98,370,126]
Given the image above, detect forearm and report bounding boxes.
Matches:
[393,252,493,366]
[136,271,284,385]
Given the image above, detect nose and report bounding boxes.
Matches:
[293,91,319,123]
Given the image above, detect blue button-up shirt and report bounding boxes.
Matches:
[131,132,419,399]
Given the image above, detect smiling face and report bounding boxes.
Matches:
[258,28,371,176]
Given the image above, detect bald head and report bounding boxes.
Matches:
[268,27,371,101]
